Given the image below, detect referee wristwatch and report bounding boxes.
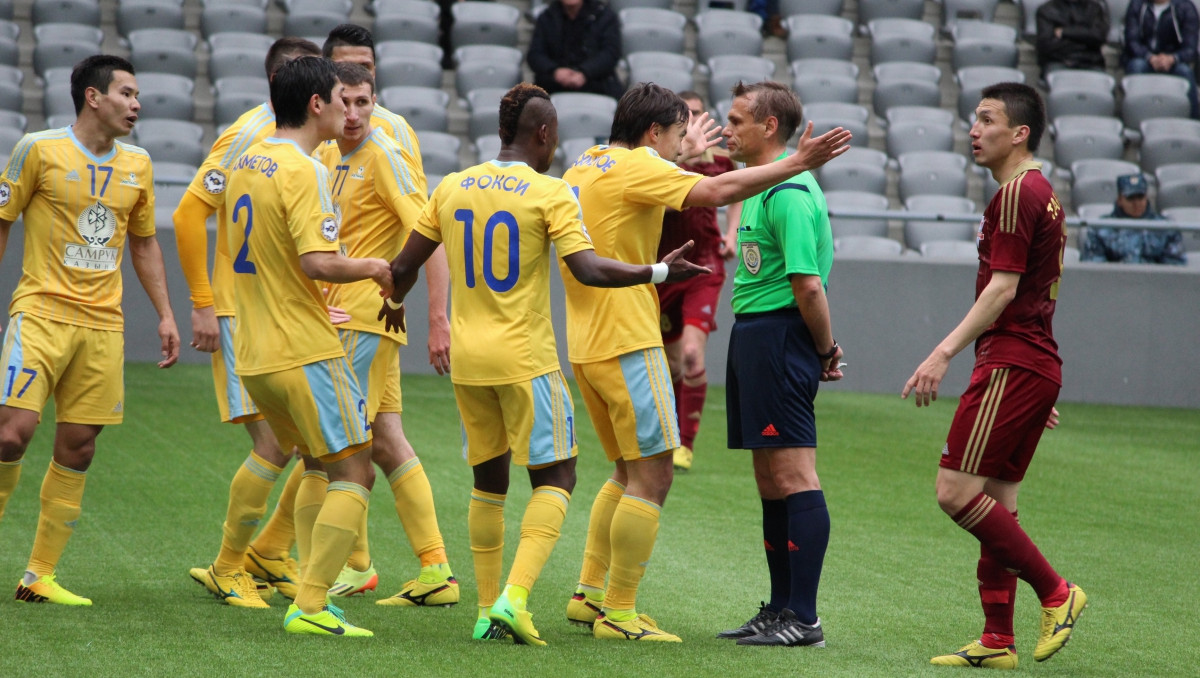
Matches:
[818,341,840,361]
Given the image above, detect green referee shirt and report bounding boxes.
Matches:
[731,154,833,314]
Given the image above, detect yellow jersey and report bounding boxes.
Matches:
[415,160,594,386]
[559,145,702,363]
[225,137,344,376]
[317,127,426,344]
[372,105,425,194]
[0,127,155,331]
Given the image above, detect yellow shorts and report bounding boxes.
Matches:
[573,347,681,462]
[453,370,577,468]
[339,329,402,421]
[241,356,372,462]
[212,316,264,424]
[1,313,124,424]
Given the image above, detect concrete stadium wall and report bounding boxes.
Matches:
[4,225,1198,409]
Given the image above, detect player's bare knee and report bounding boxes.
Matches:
[529,457,576,493]
[0,427,32,461]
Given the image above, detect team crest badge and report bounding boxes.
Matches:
[203,169,226,194]
[321,216,339,242]
[977,216,986,243]
[0,180,10,207]
[77,202,116,246]
[660,314,672,333]
[741,241,762,275]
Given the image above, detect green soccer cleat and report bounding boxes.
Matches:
[566,588,602,627]
[473,607,511,641]
[673,446,693,471]
[329,562,378,597]
[284,603,373,637]
[489,590,547,646]
[376,576,459,607]
[14,573,92,606]
[1034,583,1087,662]
[244,545,300,600]
[931,640,1018,669]
[593,611,682,642]
[188,565,269,608]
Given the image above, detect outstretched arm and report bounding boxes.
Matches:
[562,240,711,288]
[128,233,180,368]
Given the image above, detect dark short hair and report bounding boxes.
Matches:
[731,80,802,142]
[677,90,704,104]
[71,55,135,115]
[334,61,374,94]
[270,56,338,129]
[264,37,321,80]
[608,82,688,146]
[980,82,1046,153]
[499,83,551,145]
[322,24,376,62]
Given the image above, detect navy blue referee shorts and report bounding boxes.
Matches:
[726,309,821,450]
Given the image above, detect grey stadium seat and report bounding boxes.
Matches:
[1051,115,1125,171]
[919,240,979,258]
[0,125,22,156]
[1075,202,1113,220]
[898,151,969,202]
[941,0,1001,26]
[466,87,508,143]
[695,11,764,63]
[816,147,888,195]
[213,76,269,127]
[824,190,890,238]
[380,86,450,132]
[705,55,775,101]
[1105,0,1129,43]
[455,45,523,100]
[137,72,195,121]
[153,161,198,185]
[1018,0,1051,38]
[886,106,955,158]
[0,109,25,131]
[33,0,101,26]
[1046,69,1116,121]
[451,2,521,49]
[609,0,674,10]
[33,23,104,78]
[903,195,977,249]
[804,102,869,143]
[201,0,268,39]
[377,51,443,90]
[1161,207,1200,252]
[551,92,618,141]
[0,20,17,67]
[374,0,440,44]
[620,9,687,56]
[0,63,20,113]
[1155,163,1200,209]
[208,33,274,82]
[1121,74,1192,133]
[117,0,185,38]
[950,21,1018,71]
[857,0,925,26]
[1139,118,1200,176]
[133,119,205,166]
[378,40,443,65]
[475,135,501,164]
[41,68,75,119]
[791,59,860,105]
[956,66,1024,124]
[786,15,854,62]
[1070,158,1141,207]
[780,0,845,16]
[834,234,904,257]
[128,29,198,79]
[872,62,942,117]
[626,52,695,95]
[284,10,350,41]
[419,131,463,176]
[868,18,937,66]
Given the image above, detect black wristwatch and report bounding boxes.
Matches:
[818,342,839,361]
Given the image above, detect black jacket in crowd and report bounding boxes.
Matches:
[1123,0,1199,65]
[527,0,625,99]
[1036,0,1111,72]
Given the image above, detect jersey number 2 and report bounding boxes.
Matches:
[456,209,519,293]
[232,194,257,274]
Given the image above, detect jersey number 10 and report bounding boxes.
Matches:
[455,208,519,293]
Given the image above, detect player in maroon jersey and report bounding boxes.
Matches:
[902,82,1087,670]
[657,91,741,472]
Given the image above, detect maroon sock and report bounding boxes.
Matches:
[954,494,1067,607]
[677,371,706,450]
[977,540,1017,649]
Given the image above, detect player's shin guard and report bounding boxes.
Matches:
[0,459,21,522]
[295,483,369,614]
[215,452,282,574]
[388,459,447,565]
[954,493,1066,605]
[293,470,329,577]
[27,461,86,576]
[250,460,303,558]
[677,371,707,450]
[345,509,371,571]
[579,479,624,589]
[507,486,570,591]
[979,540,1019,648]
[785,490,829,625]
[469,490,505,608]
[603,495,661,611]
[761,498,790,611]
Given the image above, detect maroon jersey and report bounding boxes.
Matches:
[974,161,1067,385]
[657,153,736,268]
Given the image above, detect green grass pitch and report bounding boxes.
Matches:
[3,364,1197,677]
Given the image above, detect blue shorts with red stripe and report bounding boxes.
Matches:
[726,310,821,449]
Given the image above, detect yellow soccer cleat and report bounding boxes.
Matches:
[1034,583,1087,662]
[931,640,1018,669]
[14,573,92,606]
[188,565,269,609]
[284,603,373,637]
[673,446,693,471]
[593,611,682,642]
[243,545,300,600]
[329,562,378,597]
[376,575,459,607]
[488,590,547,646]
[566,589,602,627]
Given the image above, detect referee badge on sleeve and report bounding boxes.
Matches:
[741,241,762,275]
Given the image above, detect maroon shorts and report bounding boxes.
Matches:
[657,267,726,343]
[941,365,1059,482]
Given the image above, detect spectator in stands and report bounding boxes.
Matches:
[1035,0,1110,79]
[527,0,624,99]
[1081,173,1188,264]
[1123,0,1200,119]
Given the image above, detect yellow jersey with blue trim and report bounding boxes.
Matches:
[183,102,276,317]
[559,144,702,363]
[371,105,426,194]
[225,137,344,376]
[317,127,425,344]
[0,127,155,331]
[414,160,594,386]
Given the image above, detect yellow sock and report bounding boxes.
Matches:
[468,489,505,608]
[215,451,282,574]
[250,460,302,558]
[388,458,447,564]
[27,461,86,577]
[579,479,624,589]
[507,486,570,592]
[345,507,371,571]
[0,459,21,522]
[292,470,328,578]
[502,583,529,610]
[603,495,661,612]
[295,482,369,613]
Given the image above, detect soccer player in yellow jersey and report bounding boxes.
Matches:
[560,82,851,641]
[226,56,393,637]
[0,55,179,605]
[379,83,708,646]
[315,62,458,605]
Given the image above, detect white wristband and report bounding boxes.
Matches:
[649,262,669,284]
[385,298,402,310]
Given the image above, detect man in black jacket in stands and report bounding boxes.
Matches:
[1035,0,1111,78]
[527,0,625,100]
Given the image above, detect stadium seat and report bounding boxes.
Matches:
[454,46,523,100]
[919,239,979,258]
[695,11,764,63]
[903,194,977,249]
[451,2,521,49]
[950,21,1018,70]
[1161,207,1200,252]
[41,68,75,119]
[153,181,189,227]
[45,114,75,129]
[153,161,199,185]
[0,20,17,67]
[475,134,501,163]
[898,151,969,202]
[620,9,687,56]
[608,0,674,11]
[1045,69,1117,121]
[33,23,104,78]
[698,0,748,10]
[804,102,869,143]
[117,0,185,38]
[551,92,618,141]
[791,59,860,105]
[376,51,443,90]
[780,0,845,17]
[32,0,100,26]
[1105,0,1129,43]
[868,18,937,66]
[1017,0,1051,38]
[834,234,904,256]
[379,86,450,132]
[465,87,507,143]
[0,63,20,113]
[1051,115,1126,171]
[374,0,440,44]
[208,33,274,82]
[857,0,925,27]
[0,124,21,156]
[213,76,269,127]
[0,109,25,131]
[886,106,956,158]
[201,0,268,39]
[0,1,9,20]
[136,72,195,121]
[1070,158,1141,206]
[705,55,775,101]
[128,29,198,79]
[378,40,444,65]
[1140,118,1200,177]
[133,119,205,166]
[941,0,1001,26]
[284,10,350,41]
[785,15,854,62]
[956,66,1025,124]
[816,147,888,195]
[419,131,462,176]
[1155,163,1200,209]
[825,190,890,238]
[626,52,695,95]
[872,62,942,118]
[1121,74,1192,134]
[1075,202,1113,219]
